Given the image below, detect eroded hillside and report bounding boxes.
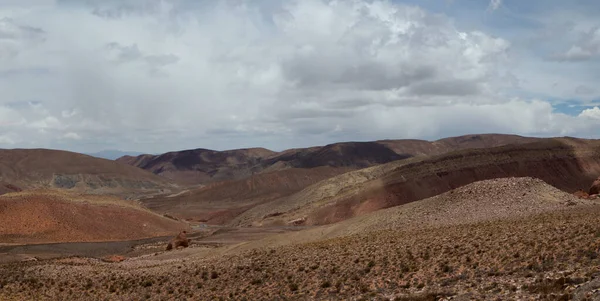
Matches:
[233,138,600,227]
[0,149,175,198]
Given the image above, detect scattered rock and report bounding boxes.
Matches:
[166,231,191,251]
[574,190,590,199]
[102,255,126,263]
[287,218,306,226]
[589,177,600,195]
[572,278,600,301]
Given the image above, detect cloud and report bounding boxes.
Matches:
[579,107,600,120]
[488,0,502,11]
[0,0,599,153]
[62,132,82,140]
[575,85,595,95]
[551,27,600,62]
[0,17,45,60]
[0,134,15,145]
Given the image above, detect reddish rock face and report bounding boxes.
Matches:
[589,177,600,195]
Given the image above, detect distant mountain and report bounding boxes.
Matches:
[117,148,277,185]
[117,134,539,185]
[87,150,147,160]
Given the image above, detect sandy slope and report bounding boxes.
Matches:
[0,190,188,244]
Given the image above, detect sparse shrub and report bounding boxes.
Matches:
[321,281,331,288]
[395,292,445,301]
[359,283,369,293]
[83,280,93,290]
[526,278,565,294]
[250,278,262,285]
[438,262,452,274]
[141,280,153,288]
[288,283,298,292]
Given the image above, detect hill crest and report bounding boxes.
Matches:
[118,134,538,185]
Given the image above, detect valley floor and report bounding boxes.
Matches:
[1,204,600,300]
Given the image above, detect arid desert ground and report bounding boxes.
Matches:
[1,135,600,300]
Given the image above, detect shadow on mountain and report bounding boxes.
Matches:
[306,137,600,225]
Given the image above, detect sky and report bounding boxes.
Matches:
[1,0,600,153]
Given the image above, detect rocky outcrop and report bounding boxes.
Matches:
[589,176,600,195]
[166,231,191,251]
[574,190,590,199]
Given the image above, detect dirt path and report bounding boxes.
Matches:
[0,226,313,263]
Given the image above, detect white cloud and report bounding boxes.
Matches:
[0,0,598,152]
[62,132,81,140]
[488,0,502,11]
[579,107,600,120]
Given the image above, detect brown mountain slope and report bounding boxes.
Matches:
[232,137,600,227]
[0,149,174,198]
[141,166,352,224]
[118,134,538,185]
[117,148,276,185]
[0,190,188,244]
[378,133,539,156]
[260,142,410,169]
[230,177,594,250]
[321,177,593,238]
